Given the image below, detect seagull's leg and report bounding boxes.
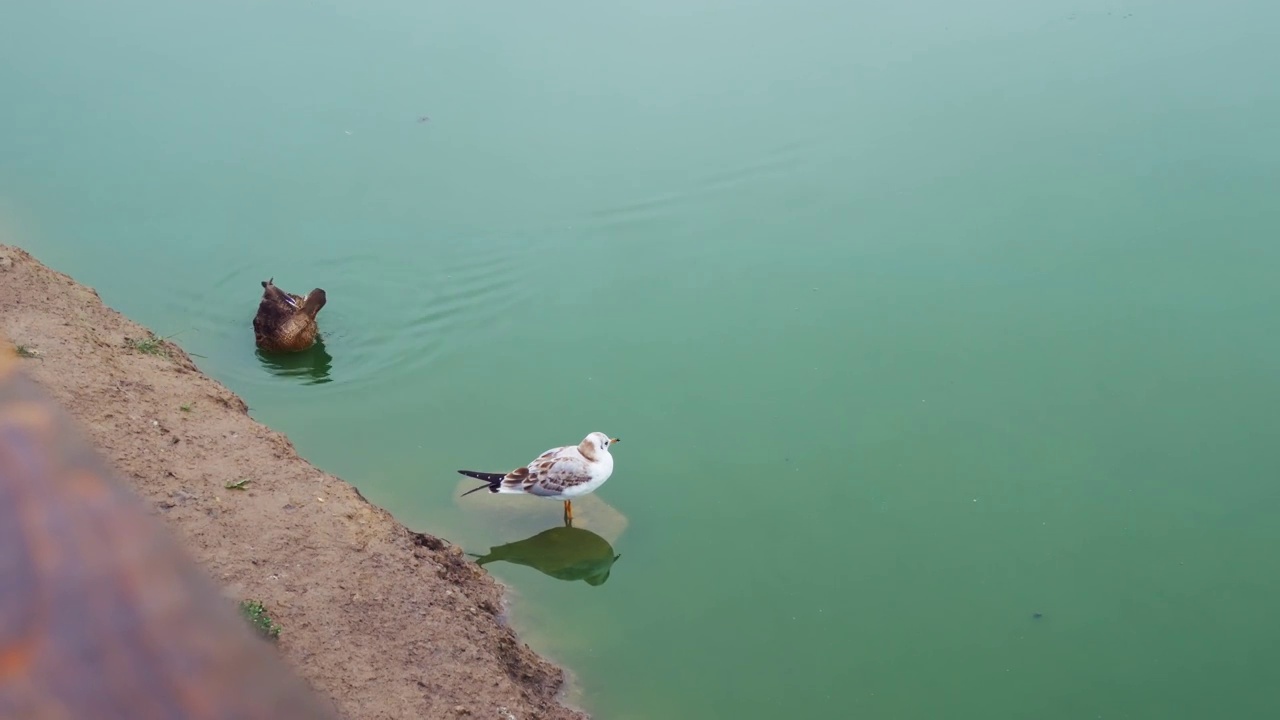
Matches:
[563,500,573,524]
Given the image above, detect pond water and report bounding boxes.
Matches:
[3,1,1279,717]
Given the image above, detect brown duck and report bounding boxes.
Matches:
[253,278,326,352]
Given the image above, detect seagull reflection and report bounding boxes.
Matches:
[471,525,620,586]
[255,338,333,385]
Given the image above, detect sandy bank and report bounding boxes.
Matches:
[0,245,589,720]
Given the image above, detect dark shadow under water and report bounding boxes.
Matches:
[471,525,620,586]
[255,338,333,385]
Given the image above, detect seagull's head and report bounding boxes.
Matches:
[579,432,620,460]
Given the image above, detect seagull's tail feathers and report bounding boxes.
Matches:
[457,469,505,497]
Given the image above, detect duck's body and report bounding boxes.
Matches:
[253,278,326,353]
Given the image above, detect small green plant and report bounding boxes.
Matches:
[225,478,252,490]
[14,344,38,358]
[180,403,193,412]
[239,599,281,641]
[125,332,173,356]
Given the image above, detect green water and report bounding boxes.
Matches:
[4,1,1280,717]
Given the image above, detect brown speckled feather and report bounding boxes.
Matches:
[253,279,326,353]
[500,450,598,495]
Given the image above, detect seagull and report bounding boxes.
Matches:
[458,432,620,524]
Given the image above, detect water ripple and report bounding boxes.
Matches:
[177,241,539,393]
[584,138,813,235]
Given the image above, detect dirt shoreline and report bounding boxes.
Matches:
[0,245,589,720]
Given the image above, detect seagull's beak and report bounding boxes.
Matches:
[610,437,621,444]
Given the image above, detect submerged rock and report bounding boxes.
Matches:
[453,478,629,544]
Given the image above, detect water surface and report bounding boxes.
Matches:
[3,1,1279,717]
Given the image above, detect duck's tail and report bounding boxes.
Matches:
[457,470,505,496]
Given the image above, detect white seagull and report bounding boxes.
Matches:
[458,432,620,523]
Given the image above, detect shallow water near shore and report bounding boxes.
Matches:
[4,1,1280,717]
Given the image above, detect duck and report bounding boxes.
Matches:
[253,278,326,353]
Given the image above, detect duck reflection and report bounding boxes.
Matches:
[471,525,620,586]
[255,338,333,385]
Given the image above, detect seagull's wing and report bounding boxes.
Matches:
[501,446,595,496]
